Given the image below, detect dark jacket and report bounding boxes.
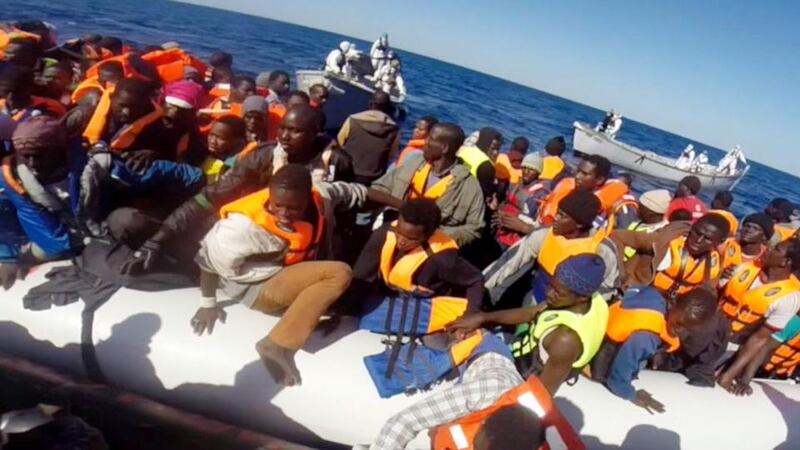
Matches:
[338,110,399,184]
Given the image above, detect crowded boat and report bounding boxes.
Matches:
[2,19,800,450]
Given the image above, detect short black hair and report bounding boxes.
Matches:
[675,288,717,325]
[696,212,731,239]
[209,51,233,67]
[619,172,634,187]
[288,90,310,102]
[212,66,234,82]
[668,209,692,222]
[370,90,393,114]
[680,176,702,195]
[98,60,124,78]
[479,404,545,450]
[114,77,155,100]
[98,36,123,55]
[233,76,256,89]
[213,115,246,138]
[419,115,439,127]
[713,190,734,208]
[511,136,530,152]
[433,122,465,155]
[399,199,441,235]
[0,65,34,90]
[269,163,312,194]
[268,70,290,83]
[583,154,611,179]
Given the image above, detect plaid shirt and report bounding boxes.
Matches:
[367,352,522,450]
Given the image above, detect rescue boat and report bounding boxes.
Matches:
[1,263,798,449]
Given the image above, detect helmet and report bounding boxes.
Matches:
[339,41,352,52]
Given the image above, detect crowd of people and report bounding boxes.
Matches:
[2,20,800,450]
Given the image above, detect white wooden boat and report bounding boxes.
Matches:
[295,70,407,134]
[0,263,797,449]
[572,122,749,191]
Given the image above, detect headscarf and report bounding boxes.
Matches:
[164,80,204,110]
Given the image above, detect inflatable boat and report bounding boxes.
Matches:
[1,263,798,449]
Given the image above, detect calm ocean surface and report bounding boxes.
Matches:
[3,0,796,217]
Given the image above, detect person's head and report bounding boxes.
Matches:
[338,41,353,53]
[554,189,601,236]
[267,164,312,227]
[668,209,692,222]
[424,122,464,164]
[286,90,310,109]
[520,152,543,185]
[2,38,41,69]
[510,136,530,155]
[97,36,123,55]
[268,70,291,97]
[667,288,717,339]
[242,95,268,137]
[369,90,393,115]
[278,104,321,154]
[740,213,774,246]
[183,66,202,84]
[475,127,503,158]
[545,136,566,157]
[11,116,67,181]
[209,51,233,69]
[685,214,729,257]
[207,115,246,158]
[618,172,633,188]
[762,240,800,273]
[676,176,702,198]
[507,149,525,170]
[211,65,234,84]
[163,80,204,131]
[411,116,438,140]
[39,59,72,99]
[765,198,796,224]
[97,60,124,86]
[575,154,611,191]
[473,404,545,450]
[110,78,155,125]
[309,83,329,108]
[394,199,441,253]
[0,65,35,109]
[638,189,671,224]
[546,253,606,308]
[711,191,734,210]
[230,76,256,104]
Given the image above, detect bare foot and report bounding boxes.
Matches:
[255,338,302,386]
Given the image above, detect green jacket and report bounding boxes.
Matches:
[372,154,485,246]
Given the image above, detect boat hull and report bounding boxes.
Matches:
[295,70,407,134]
[572,122,746,191]
[1,263,798,449]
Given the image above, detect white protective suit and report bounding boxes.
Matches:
[325,41,352,75]
[691,152,709,172]
[675,144,696,170]
[370,33,390,73]
[605,114,623,138]
[716,145,747,175]
[373,61,407,100]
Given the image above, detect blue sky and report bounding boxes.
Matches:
[181,1,800,174]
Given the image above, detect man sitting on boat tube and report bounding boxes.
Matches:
[192,164,367,386]
[357,256,596,450]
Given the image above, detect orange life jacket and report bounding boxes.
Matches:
[539,178,629,226]
[541,155,565,181]
[432,375,584,450]
[207,83,230,100]
[652,236,721,297]
[606,302,680,352]
[605,193,639,232]
[1,155,25,195]
[537,227,607,277]
[396,138,425,166]
[720,262,800,335]
[494,153,522,184]
[379,223,459,292]
[140,48,207,84]
[218,188,325,266]
[775,225,796,242]
[709,209,739,237]
[84,53,152,81]
[406,163,455,201]
[764,333,800,377]
[70,77,105,105]
[82,85,164,150]
[0,97,66,121]
[720,239,764,271]
[0,24,40,58]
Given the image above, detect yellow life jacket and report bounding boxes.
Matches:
[720,262,800,335]
[652,236,720,297]
[406,163,454,200]
[379,223,459,293]
[541,155,566,181]
[511,293,609,368]
[456,145,491,178]
[218,188,325,266]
